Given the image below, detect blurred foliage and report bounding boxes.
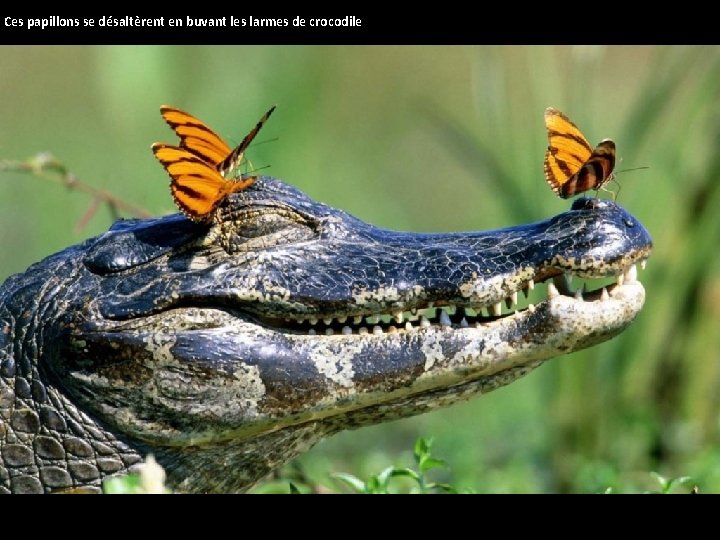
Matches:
[254,437,459,494]
[2,45,720,493]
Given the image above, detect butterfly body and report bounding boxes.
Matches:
[152,105,275,221]
[543,107,616,198]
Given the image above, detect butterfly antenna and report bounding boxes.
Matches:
[241,164,272,177]
[251,136,280,148]
[614,155,650,175]
[604,165,648,201]
[615,166,650,174]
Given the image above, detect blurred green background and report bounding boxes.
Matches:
[2,45,719,493]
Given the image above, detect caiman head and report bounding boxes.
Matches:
[0,177,652,493]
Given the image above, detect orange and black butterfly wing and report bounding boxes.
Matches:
[159,106,232,168]
[152,143,255,221]
[544,107,616,198]
[217,105,276,177]
[568,139,616,198]
[544,107,593,198]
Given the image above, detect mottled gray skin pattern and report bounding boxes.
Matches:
[0,177,652,493]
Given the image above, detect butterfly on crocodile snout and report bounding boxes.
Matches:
[543,107,616,199]
[152,105,275,221]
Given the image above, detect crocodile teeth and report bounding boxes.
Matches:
[292,262,638,335]
[574,286,585,301]
[625,264,637,283]
[547,281,560,299]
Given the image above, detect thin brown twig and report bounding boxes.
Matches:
[0,153,153,231]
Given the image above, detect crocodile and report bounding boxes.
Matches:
[0,176,652,494]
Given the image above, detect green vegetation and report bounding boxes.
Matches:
[3,45,720,493]
[104,438,698,494]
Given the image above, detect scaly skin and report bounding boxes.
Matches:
[0,177,652,493]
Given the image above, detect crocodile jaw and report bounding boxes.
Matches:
[58,265,645,449]
[234,275,646,432]
[147,275,646,493]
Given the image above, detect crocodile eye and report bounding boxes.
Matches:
[218,205,319,253]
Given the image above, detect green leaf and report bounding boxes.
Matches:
[418,456,448,474]
[331,472,368,493]
[376,466,399,487]
[365,475,384,493]
[426,482,458,494]
[647,472,694,494]
[650,472,668,491]
[328,436,460,494]
[389,467,422,484]
[414,437,433,463]
[666,476,693,493]
[289,482,302,494]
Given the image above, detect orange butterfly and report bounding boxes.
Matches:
[543,107,615,198]
[152,105,275,221]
